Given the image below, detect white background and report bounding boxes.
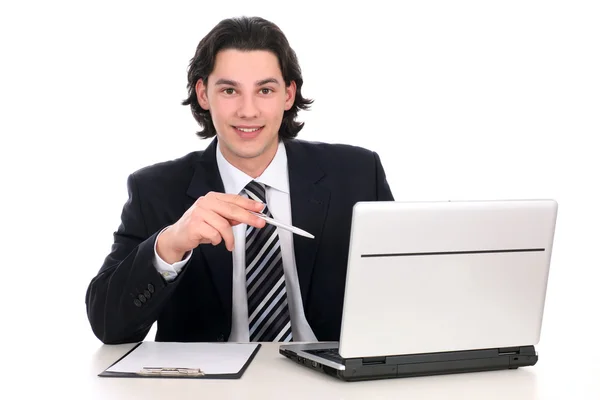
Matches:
[0,1,598,398]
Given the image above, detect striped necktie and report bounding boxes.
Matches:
[244,180,293,342]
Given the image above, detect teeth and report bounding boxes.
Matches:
[237,127,261,133]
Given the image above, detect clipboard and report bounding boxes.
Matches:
[99,341,261,379]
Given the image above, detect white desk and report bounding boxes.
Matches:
[47,341,598,399]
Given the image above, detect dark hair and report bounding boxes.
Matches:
[181,16,313,139]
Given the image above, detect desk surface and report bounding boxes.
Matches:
[47,341,595,399]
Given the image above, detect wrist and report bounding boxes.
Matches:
[157,226,187,264]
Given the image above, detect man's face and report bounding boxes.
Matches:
[196,49,296,170]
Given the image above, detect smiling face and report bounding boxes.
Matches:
[196,49,296,177]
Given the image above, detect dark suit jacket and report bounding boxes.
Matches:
[85,138,394,344]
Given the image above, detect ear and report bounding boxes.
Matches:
[284,81,297,111]
[195,79,210,110]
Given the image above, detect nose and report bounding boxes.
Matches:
[236,93,260,119]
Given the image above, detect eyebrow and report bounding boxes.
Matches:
[214,78,281,86]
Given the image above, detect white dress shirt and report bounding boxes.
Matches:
[152,141,317,342]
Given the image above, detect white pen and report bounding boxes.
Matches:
[248,211,315,239]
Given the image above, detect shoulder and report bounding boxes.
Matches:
[133,151,200,177]
[285,138,377,164]
[127,151,202,189]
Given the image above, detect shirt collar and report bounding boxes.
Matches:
[216,140,289,196]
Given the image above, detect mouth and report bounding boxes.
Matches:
[233,125,264,138]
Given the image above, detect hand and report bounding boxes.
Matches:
[156,192,266,263]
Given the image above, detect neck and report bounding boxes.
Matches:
[231,158,270,179]
[221,142,278,179]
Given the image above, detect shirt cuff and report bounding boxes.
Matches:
[153,227,193,282]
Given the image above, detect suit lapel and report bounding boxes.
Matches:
[284,140,330,308]
[186,139,233,319]
[184,138,330,322]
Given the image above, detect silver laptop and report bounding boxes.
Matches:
[280,199,558,381]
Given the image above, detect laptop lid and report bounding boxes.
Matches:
[338,199,558,359]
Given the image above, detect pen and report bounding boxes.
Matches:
[249,211,315,239]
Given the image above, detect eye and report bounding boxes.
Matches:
[260,88,273,95]
[223,88,236,95]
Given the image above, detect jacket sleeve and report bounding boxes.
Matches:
[85,173,186,344]
[373,151,395,201]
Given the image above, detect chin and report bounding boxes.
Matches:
[235,147,267,159]
[219,130,278,160]
[221,140,260,158]
[235,139,274,155]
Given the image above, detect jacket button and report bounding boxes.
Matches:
[143,290,151,299]
[134,299,142,307]
[138,294,147,303]
[147,283,155,294]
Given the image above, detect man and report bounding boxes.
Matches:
[85,16,394,345]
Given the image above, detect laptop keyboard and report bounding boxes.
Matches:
[305,348,344,363]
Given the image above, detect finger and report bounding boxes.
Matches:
[197,224,221,246]
[201,209,236,251]
[228,218,264,229]
[213,192,265,211]
[209,199,266,229]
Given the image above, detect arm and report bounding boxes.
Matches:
[85,173,267,344]
[153,227,193,282]
[373,151,395,201]
[85,173,188,344]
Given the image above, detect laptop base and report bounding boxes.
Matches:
[280,344,538,382]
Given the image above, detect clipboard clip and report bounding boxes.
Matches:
[138,367,205,377]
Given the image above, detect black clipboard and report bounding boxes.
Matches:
[98,342,262,379]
